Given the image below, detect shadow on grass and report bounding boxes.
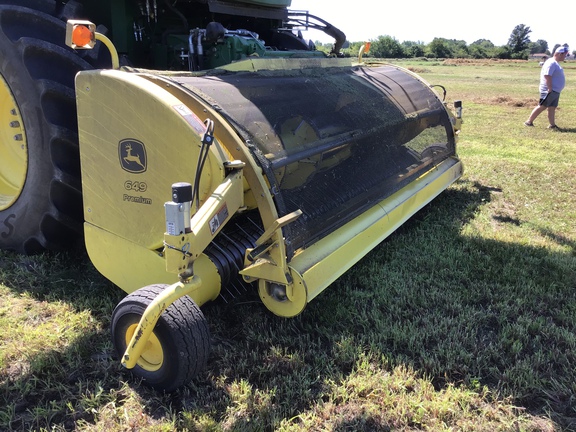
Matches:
[0,250,125,430]
[1,178,575,430]
[535,226,576,252]
[0,334,116,430]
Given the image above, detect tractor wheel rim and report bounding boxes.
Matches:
[0,73,27,211]
[125,323,164,372]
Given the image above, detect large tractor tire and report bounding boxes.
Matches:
[0,1,91,254]
[111,284,211,392]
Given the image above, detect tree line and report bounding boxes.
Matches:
[316,24,573,59]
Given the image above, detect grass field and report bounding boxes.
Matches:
[1,59,576,431]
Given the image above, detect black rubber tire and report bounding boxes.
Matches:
[111,284,211,392]
[0,0,91,254]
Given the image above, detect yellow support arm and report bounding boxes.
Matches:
[123,166,245,369]
[239,210,301,286]
[164,167,245,279]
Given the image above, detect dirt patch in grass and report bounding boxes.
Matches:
[472,95,535,107]
[491,197,521,228]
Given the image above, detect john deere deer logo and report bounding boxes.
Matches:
[119,139,147,173]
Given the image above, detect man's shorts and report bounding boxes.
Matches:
[539,91,560,107]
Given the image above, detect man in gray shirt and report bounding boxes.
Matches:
[524,45,568,129]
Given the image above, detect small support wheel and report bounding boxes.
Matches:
[111,284,210,392]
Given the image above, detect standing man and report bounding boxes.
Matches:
[524,45,568,129]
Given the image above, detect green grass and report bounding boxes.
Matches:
[1,59,576,431]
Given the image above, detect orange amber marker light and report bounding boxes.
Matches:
[72,25,93,47]
[65,19,118,68]
[65,20,96,49]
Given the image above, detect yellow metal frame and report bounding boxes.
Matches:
[240,210,302,285]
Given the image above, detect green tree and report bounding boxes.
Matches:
[448,39,470,58]
[426,38,452,58]
[507,24,531,58]
[401,41,425,58]
[370,35,404,58]
[469,39,496,58]
[529,39,548,54]
[468,44,487,59]
[494,45,512,59]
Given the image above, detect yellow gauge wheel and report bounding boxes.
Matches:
[111,284,210,391]
[0,72,27,211]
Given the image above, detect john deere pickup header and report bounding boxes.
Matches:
[0,0,462,390]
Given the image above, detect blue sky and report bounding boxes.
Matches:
[289,0,574,52]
